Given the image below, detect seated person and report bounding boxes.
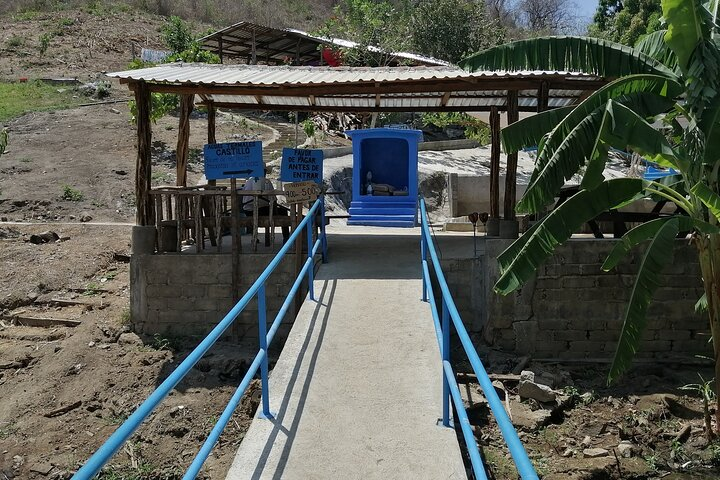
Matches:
[242,167,290,245]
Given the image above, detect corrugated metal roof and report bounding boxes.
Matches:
[108,63,596,86]
[198,21,449,67]
[108,63,603,112]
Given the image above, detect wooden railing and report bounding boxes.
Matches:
[148,185,301,254]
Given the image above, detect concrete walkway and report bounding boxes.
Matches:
[226,229,467,480]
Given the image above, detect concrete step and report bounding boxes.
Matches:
[349,200,417,209]
[347,217,416,227]
[347,207,417,216]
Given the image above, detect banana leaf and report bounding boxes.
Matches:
[500,106,574,154]
[691,182,720,221]
[608,217,681,383]
[663,0,710,74]
[602,216,719,271]
[646,174,688,203]
[700,95,720,165]
[583,100,684,191]
[460,36,678,80]
[495,178,647,294]
[634,30,679,72]
[518,78,682,213]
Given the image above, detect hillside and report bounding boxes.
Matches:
[0,0,337,38]
[1,8,188,81]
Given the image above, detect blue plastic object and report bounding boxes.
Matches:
[644,165,679,180]
[420,198,539,480]
[74,198,326,479]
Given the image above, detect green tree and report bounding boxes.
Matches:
[129,18,219,124]
[462,0,720,435]
[162,15,193,54]
[316,0,413,66]
[411,0,505,63]
[590,0,662,46]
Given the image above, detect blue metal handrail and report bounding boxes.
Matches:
[74,197,328,479]
[419,198,538,480]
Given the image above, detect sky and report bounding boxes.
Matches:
[577,0,600,21]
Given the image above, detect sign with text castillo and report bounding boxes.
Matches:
[280,148,323,184]
[203,141,263,180]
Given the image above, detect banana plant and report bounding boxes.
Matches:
[461,0,720,435]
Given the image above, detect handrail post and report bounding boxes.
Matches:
[307,209,315,301]
[258,284,271,418]
[441,298,450,427]
[421,232,428,302]
[320,195,328,263]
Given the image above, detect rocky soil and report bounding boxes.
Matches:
[460,349,720,479]
[2,6,720,480]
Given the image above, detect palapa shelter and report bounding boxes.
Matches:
[107,63,607,228]
[198,21,449,67]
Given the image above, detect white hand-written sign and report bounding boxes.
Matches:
[284,181,320,204]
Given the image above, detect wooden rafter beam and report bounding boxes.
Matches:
[441,91,452,107]
[121,77,607,97]
[196,101,546,113]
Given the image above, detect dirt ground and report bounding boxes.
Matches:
[2,6,720,480]
[460,350,720,479]
[0,98,303,480]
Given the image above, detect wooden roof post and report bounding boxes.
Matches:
[134,81,153,226]
[176,94,194,186]
[504,90,519,220]
[207,102,217,186]
[218,36,224,64]
[538,80,549,113]
[251,30,257,65]
[489,106,501,219]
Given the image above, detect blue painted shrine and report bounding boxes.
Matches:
[346,128,423,227]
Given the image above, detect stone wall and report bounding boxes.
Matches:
[130,253,303,341]
[476,238,710,360]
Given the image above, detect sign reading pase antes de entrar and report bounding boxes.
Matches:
[203,141,263,180]
[280,148,323,184]
[285,181,320,204]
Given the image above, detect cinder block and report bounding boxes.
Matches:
[537,278,563,289]
[656,329,690,341]
[588,330,619,342]
[207,285,231,299]
[561,276,598,289]
[537,318,569,331]
[567,340,606,353]
[672,339,712,354]
[554,330,588,342]
[147,271,171,284]
[534,341,569,355]
[513,320,538,354]
[559,264,582,276]
[638,340,671,352]
[146,284,179,298]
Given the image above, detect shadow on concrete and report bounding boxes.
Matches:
[247,278,337,479]
[322,234,423,280]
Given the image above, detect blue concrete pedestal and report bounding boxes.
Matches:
[346,128,423,227]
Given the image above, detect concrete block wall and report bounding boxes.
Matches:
[444,238,710,360]
[447,173,528,217]
[435,256,486,333]
[131,253,301,341]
